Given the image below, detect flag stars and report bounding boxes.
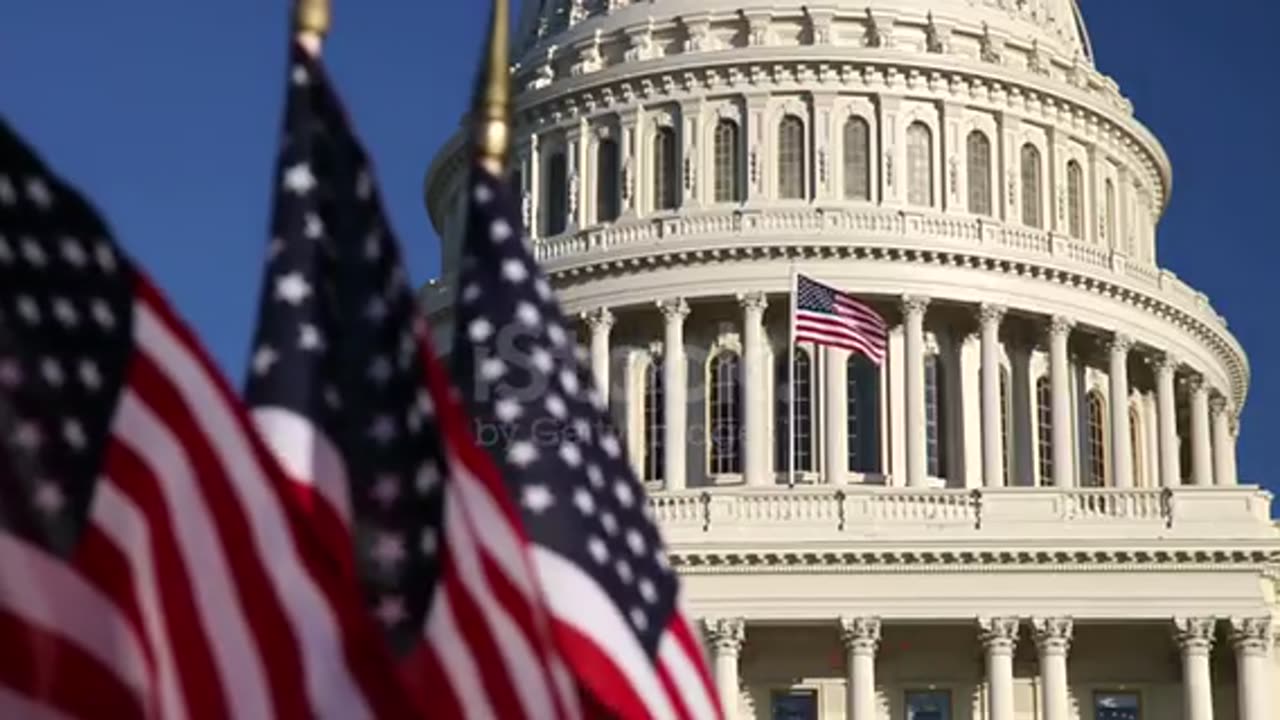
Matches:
[0,175,15,205]
[283,163,317,196]
[370,533,406,570]
[545,394,567,419]
[90,299,115,330]
[626,528,646,556]
[419,528,438,558]
[516,302,541,328]
[275,272,313,305]
[547,323,567,348]
[508,441,538,468]
[60,237,88,267]
[559,369,580,396]
[363,229,382,261]
[0,358,22,388]
[252,345,278,376]
[468,318,494,343]
[303,212,325,239]
[13,422,42,452]
[601,511,619,537]
[365,296,388,324]
[615,558,633,584]
[480,357,506,383]
[355,170,374,201]
[40,357,64,388]
[638,578,658,605]
[522,484,555,514]
[375,596,407,627]
[298,324,324,351]
[629,608,649,633]
[558,442,583,468]
[473,184,494,205]
[33,482,65,516]
[535,278,553,302]
[368,356,393,385]
[368,415,398,446]
[613,480,635,508]
[16,295,40,325]
[495,397,522,423]
[63,419,87,451]
[95,243,117,273]
[416,463,441,495]
[573,488,595,515]
[78,359,101,391]
[601,432,622,459]
[587,536,609,565]
[323,385,342,409]
[530,348,554,375]
[461,283,481,304]
[25,177,53,209]
[502,259,529,284]
[291,64,310,86]
[586,464,605,489]
[20,237,47,267]
[490,219,514,244]
[416,389,435,418]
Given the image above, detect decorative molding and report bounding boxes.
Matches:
[656,297,690,322]
[581,306,615,332]
[1031,616,1074,654]
[1229,616,1274,656]
[1172,616,1216,655]
[978,616,1020,654]
[839,615,881,654]
[702,616,746,654]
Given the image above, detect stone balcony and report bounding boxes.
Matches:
[650,486,1279,548]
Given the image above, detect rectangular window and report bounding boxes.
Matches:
[770,689,817,720]
[1094,691,1140,720]
[906,690,952,720]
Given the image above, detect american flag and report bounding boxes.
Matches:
[793,273,887,364]
[243,40,577,718]
[0,118,416,717]
[451,167,720,718]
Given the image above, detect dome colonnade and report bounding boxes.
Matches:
[423,2,1271,719]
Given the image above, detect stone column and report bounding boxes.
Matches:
[1046,317,1075,488]
[582,307,614,406]
[1188,376,1213,487]
[840,616,881,720]
[1173,617,1216,720]
[1107,334,1134,488]
[658,299,689,491]
[979,617,1019,720]
[825,346,850,485]
[703,618,745,719]
[901,296,930,487]
[1032,617,1073,720]
[739,292,769,486]
[1154,353,1181,487]
[978,304,1006,488]
[1210,397,1236,486]
[1231,617,1273,720]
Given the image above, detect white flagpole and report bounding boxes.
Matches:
[788,264,798,488]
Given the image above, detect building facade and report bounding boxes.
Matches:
[423,1,1280,718]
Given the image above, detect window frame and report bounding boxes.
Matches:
[1020,142,1043,229]
[713,118,744,204]
[777,114,808,201]
[966,129,993,216]
[707,349,744,476]
[1036,376,1053,486]
[1067,159,1085,240]
[906,121,935,208]
[843,115,872,202]
[642,354,665,483]
[595,136,621,224]
[1092,690,1142,720]
[1086,389,1108,487]
[652,125,678,212]
[847,353,882,475]
[544,149,569,236]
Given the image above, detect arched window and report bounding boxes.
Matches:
[1129,405,1144,487]
[925,352,947,478]
[907,122,934,207]
[775,347,814,474]
[1067,160,1085,240]
[1086,390,1107,487]
[1036,377,1053,486]
[713,119,743,203]
[843,116,871,201]
[1104,178,1117,244]
[596,138,620,223]
[545,151,568,235]
[643,357,664,482]
[653,126,678,211]
[708,350,742,475]
[1020,143,1042,228]
[848,354,882,473]
[777,115,806,200]
[966,130,992,216]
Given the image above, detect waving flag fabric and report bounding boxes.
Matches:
[793,273,887,364]
[0,116,415,719]
[450,164,721,719]
[242,40,577,718]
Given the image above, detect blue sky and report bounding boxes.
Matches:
[2,1,1276,490]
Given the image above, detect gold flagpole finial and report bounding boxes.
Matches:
[294,0,331,53]
[471,0,511,177]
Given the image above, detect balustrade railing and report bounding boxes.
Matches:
[648,486,1275,542]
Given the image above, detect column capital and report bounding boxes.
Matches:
[978,616,1020,655]
[977,303,1007,326]
[1209,395,1231,417]
[839,616,882,655]
[900,295,930,317]
[1031,616,1073,655]
[657,298,690,322]
[702,617,746,655]
[736,291,769,313]
[1230,616,1274,657]
[1046,315,1075,339]
[1151,351,1181,375]
[581,306,615,332]
[1106,332,1134,355]
[1173,616,1217,655]
[1186,373,1209,394]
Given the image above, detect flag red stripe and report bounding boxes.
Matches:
[95,442,230,720]
[125,351,310,718]
[0,610,146,719]
[668,616,720,719]
[832,297,887,329]
[652,653,692,720]
[795,312,888,347]
[553,620,657,720]
[795,330,886,362]
[795,324,885,355]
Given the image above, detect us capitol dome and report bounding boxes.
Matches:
[423,1,1279,718]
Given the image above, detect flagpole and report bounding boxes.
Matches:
[788,263,798,489]
[294,0,331,55]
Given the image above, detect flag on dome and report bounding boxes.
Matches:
[0,117,416,718]
[449,3,721,707]
[792,273,888,364]
[242,34,578,719]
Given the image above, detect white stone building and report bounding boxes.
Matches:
[423,1,1280,718]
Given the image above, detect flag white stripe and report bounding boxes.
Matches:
[250,406,353,527]
[134,302,371,720]
[447,447,537,600]
[795,323,886,356]
[0,687,75,720]
[91,480,192,720]
[113,391,268,720]
[424,591,496,720]
[795,311,887,342]
[442,477,554,717]
[657,631,718,720]
[0,532,151,708]
[533,548,677,720]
